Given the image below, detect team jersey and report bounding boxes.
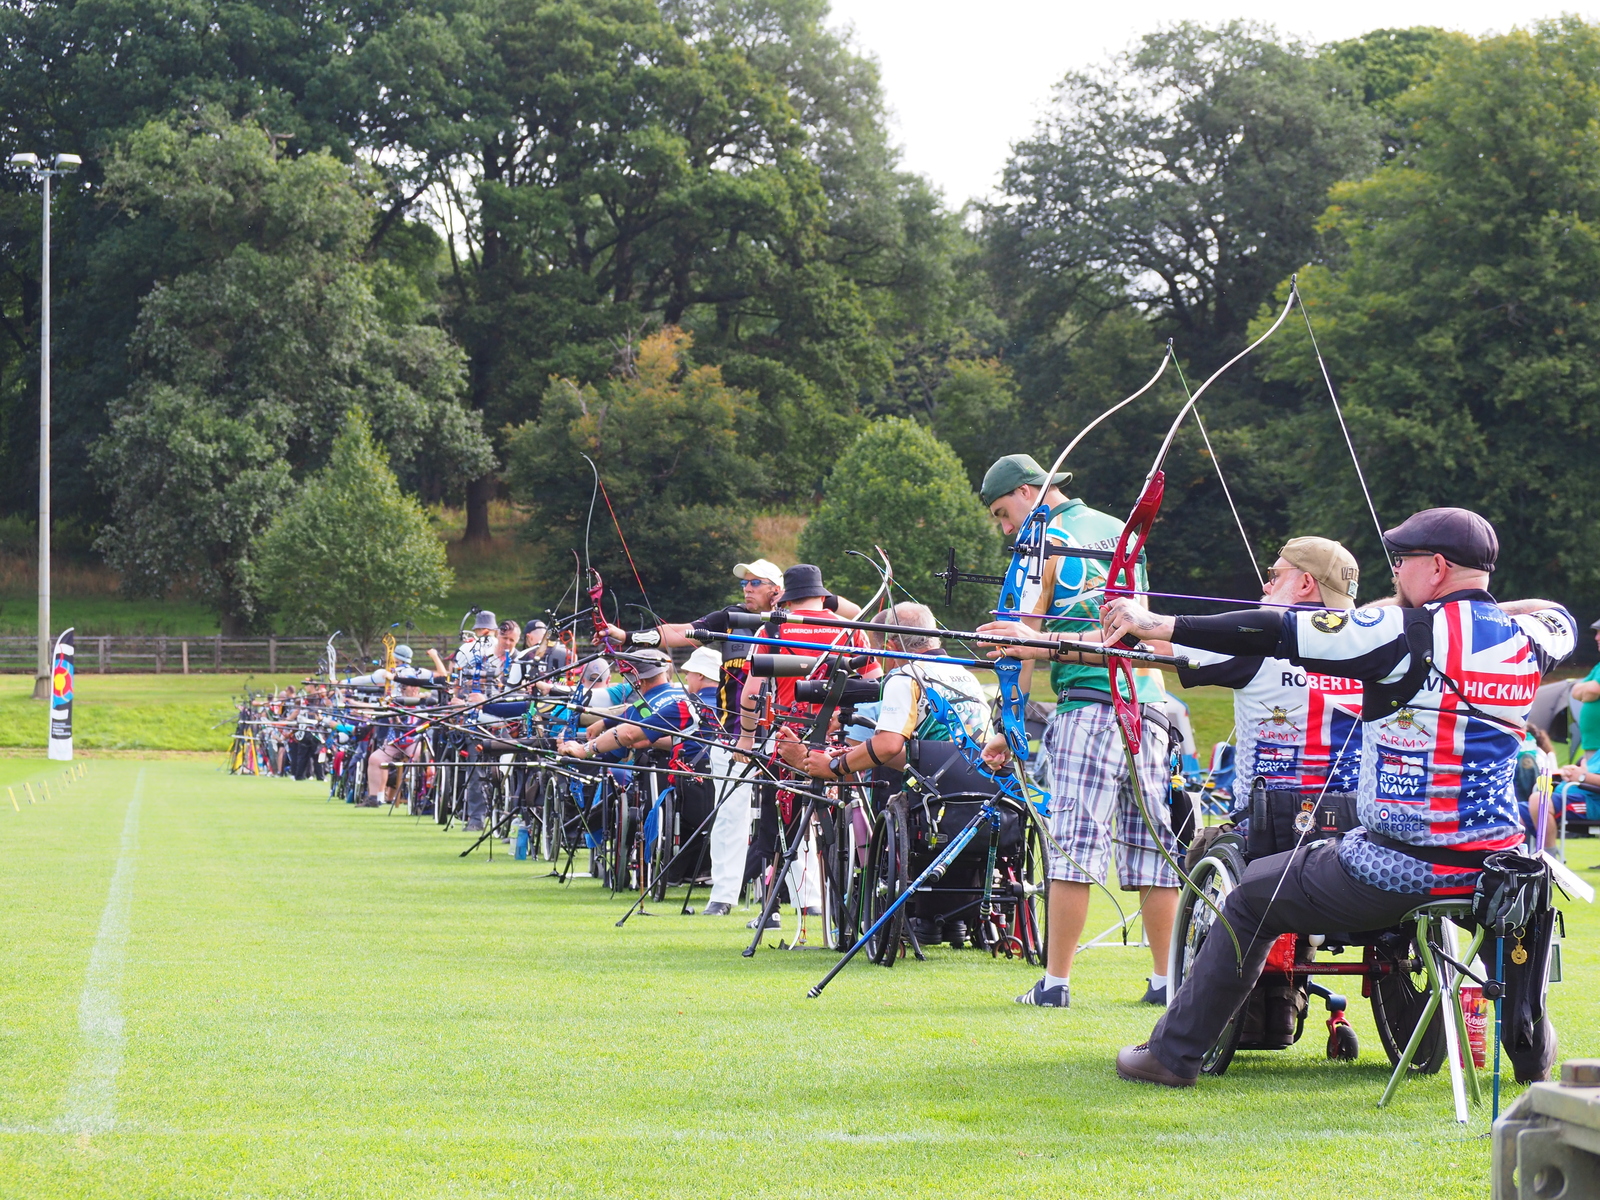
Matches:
[760,608,880,714]
[453,636,503,697]
[873,661,989,743]
[1177,652,1363,793]
[1017,498,1162,712]
[1178,592,1575,896]
[604,680,701,761]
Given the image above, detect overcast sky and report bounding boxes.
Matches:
[823,1,1594,206]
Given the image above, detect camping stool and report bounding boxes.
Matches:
[1378,899,1488,1124]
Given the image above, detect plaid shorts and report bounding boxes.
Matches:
[1039,702,1178,890]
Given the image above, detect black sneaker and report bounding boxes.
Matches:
[1142,980,1168,1006]
[1015,978,1071,1007]
[745,912,780,930]
[700,901,732,916]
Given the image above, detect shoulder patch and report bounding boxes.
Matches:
[1529,610,1571,637]
[1310,610,1349,634]
[1351,607,1385,627]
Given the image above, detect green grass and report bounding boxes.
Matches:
[0,674,305,752]
[1,758,1595,1197]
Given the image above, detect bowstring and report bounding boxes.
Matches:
[1172,357,1265,592]
[1291,281,1387,554]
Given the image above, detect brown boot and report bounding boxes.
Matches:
[1116,1043,1195,1088]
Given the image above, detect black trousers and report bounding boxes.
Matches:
[1150,840,1421,1079]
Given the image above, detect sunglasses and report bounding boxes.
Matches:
[1389,551,1437,572]
[740,578,775,588]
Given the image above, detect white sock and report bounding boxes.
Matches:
[1043,972,1070,991]
[1149,973,1169,990]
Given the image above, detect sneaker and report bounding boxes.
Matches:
[745,912,780,930]
[700,902,732,916]
[1142,980,1168,1006]
[1015,978,1071,1007]
[356,797,381,808]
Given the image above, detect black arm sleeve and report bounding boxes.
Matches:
[1170,610,1293,658]
[1176,655,1263,691]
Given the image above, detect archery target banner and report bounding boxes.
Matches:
[48,628,74,761]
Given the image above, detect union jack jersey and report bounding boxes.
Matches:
[1283,593,1576,895]
[1177,652,1362,793]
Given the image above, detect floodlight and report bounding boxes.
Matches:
[9,152,39,167]
[53,154,81,171]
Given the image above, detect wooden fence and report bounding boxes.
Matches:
[0,635,469,675]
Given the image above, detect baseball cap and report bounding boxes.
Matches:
[525,618,547,633]
[1279,537,1360,609]
[1382,508,1498,572]
[683,645,723,678]
[980,453,1072,506]
[580,660,611,687]
[472,610,497,630]
[733,558,784,586]
[393,644,414,664]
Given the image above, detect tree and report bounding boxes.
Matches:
[991,21,1379,367]
[502,327,760,619]
[347,0,945,533]
[90,112,492,631]
[797,418,1003,629]
[256,409,453,653]
[1255,18,1600,616]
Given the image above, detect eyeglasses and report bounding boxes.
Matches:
[1389,551,1436,572]
[740,578,773,588]
[1261,565,1298,583]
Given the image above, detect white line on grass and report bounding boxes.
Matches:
[54,769,145,1136]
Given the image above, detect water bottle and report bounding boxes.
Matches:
[513,817,529,860]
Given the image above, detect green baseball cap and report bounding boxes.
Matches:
[980,454,1072,506]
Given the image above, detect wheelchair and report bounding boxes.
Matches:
[1173,785,1449,1077]
[853,740,1046,967]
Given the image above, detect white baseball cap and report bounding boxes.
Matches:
[683,645,722,678]
[733,558,784,586]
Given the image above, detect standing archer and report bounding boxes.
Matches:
[974,454,1180,1008]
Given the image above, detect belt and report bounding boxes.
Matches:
[1364,829,1489,869]
[1059,687,1173,738]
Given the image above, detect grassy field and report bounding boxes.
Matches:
[0,758,1595,1198]
[0,675,305,753]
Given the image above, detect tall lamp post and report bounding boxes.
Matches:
[10,151,80,698]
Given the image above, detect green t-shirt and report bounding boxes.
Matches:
[1578,663,1600,751]
[1019,498,1163,713]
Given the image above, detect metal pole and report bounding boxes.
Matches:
[33,171,50,698]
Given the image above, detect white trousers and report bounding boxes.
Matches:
[708,745,753,905]
[708,744,821,909]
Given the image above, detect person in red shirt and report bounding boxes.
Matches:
[734,564,879,929]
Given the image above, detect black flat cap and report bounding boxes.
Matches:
[1382,507,1498,572]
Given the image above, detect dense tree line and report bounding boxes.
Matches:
[3,6,1599,630]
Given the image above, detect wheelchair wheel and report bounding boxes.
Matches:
[835,788,871,950]
[861,796,910,965]
[1368,928,1446,1074]
[1171,838,1247,1076]
[1018,813,1048,967]
[649,789,676,901]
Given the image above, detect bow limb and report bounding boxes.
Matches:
[1038,339,1176,487]
[1104,286,1301,751]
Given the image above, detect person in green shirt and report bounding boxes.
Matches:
[1571,620,1600,751]
[974,453,1178,1010]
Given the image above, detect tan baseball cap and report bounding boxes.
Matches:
[1280,537,1359,608]
[733,558,784,586]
